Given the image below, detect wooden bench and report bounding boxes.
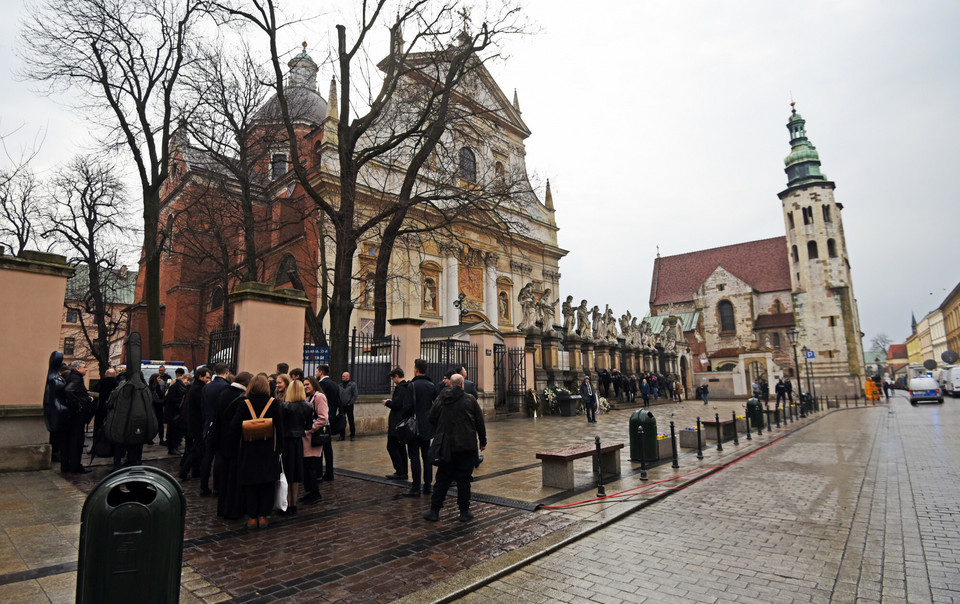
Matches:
[701,418,736,441]
[535,442,624,490]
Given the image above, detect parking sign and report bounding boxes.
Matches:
[805,350,815,359]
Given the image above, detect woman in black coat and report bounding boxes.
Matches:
[231,374,281,529]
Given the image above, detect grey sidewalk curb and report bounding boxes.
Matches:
[398,404,878,604]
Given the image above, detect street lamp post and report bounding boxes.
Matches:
[787,328,805,418]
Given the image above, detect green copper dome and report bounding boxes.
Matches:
[783,103,827,187]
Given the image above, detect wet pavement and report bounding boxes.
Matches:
[0,395,868,602]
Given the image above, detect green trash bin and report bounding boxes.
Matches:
[77,466,186,604]
[746,397,763,428]
[629,409,658,461]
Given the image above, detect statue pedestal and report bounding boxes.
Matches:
[565,335,583,381]
[594,343,610,371]
[623,347,636,374]
[582,340,596,376]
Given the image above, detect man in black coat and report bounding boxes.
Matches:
[163,368,187,455]
[179,367,211,480]
[580,375,598,423]
[423,374,486,522]
[316,364,341,481]
[457,365,478,398]
[199,363,230,496]
[406,358,438,497]
[383,367,411,480]
[62,360,92,473]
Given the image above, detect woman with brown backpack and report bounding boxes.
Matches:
[231,374,281,529]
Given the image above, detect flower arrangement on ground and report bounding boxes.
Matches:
[542,385,570,415]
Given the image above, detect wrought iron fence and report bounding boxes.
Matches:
[493,343,526,412]
[208,324,240,374]
[419,339,477,387]
[303,327,398,395]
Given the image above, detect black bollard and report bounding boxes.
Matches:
[715,413,723,452]
[637,426,648,481]
[775,401,781,428]
[845,395,848,408]
[696,417,703,460]
[756,406,762,436]
[669,421,679,469]
[764,401,771,431]
[739,409,747,442]
[595,435,605,497]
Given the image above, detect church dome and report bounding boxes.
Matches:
[254,42,328,125]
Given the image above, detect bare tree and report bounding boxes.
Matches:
[0,127,44,255]
[216,0,526,373]
[21,0,208,357]
[871,333,892,355]
[44,156,134,379]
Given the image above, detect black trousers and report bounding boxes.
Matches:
[200,440,216,492]
[339,405,355,437]
[243,483,274,519]
[180,435,203,478]
[386,435,408,477]
[153,402,165,442]
[113,444,143,470]
[585,403,596,422]
[430,450,476,512]
[58,417,85,472]
[321,439,334,479]
[408,437,432,490]
[303,456,322,495]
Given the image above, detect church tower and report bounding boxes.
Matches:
[779,103,864,395]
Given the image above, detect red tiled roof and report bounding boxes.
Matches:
[650,237,791,306]
[754,313,795,329]
[709,347,740,358]
[887,344,907,360]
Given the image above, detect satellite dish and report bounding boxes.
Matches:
[942,350,959,365]
[923,359,937,371]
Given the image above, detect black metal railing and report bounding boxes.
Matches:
[303,327,398,395]
[420,339,477,387]
[208,324,240,374]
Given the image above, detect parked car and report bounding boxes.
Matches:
[908,376,943,405]
[940,366,960,397]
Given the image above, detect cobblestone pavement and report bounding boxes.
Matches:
[459,391,960,603]
[0,394,870,603]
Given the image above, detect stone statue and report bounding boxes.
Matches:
[538,288,558,333]
[576,299,591,338]
[628,317,640,347]
[665,328,677,353]
[561,295,575,333]
[640,320,653,347]
[762,332,772,349]
[619,312,631,342]
[516,283,537,331]
[590,305,603,339]
[603,305,617,341]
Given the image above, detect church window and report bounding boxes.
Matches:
[822,205,832,222]
[828,316,837,327]
[773,299,783,313]
[807,240,819,259]
[827,238,837,258]
[791,245,799,263]
[802,206,813,225]
[787,212,794,229]
[275,255,298,286]
[271,153,287,180]
[459,147,477,182]
[66,309,79,323]
[209,286,224,311]
[717,284,725,292]
[718,300,735,333]
[63,337,75,356]
[825,350,835,359]
[772,332,781,347]
[717,362,737,372]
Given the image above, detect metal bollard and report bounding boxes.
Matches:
[715,413,723,452]
[764,401,771,431]
[637,426,648,481]
[733,410,740,444]
[669,421,679,469]
[756,406,763,436]
[696,417,703,460]
[595,435,605,497]
[775,401,781,428]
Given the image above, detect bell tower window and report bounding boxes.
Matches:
[271,154,287,180]
[807,240,819,260]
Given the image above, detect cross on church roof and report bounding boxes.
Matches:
[457,6,472,33]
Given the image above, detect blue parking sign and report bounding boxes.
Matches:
[805,350,815,359]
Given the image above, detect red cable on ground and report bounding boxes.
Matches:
[537,433,791,510]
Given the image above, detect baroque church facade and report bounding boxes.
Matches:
[129,44,565,365]
[649,104,865,397]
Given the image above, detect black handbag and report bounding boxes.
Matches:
[427,432,449,466]
[395,415,418,444]
[311,424,332,447]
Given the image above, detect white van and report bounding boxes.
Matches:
[908,376,943,405]
[941,366,960,397]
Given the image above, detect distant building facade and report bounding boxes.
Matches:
[649,104,865,396]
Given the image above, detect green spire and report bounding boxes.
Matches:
[783,102,827,188]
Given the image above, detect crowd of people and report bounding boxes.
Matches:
[49,356,487,528]
[592,368,686,406]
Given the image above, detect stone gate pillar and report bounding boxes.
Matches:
[229,283,310,374]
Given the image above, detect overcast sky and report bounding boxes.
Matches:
[3,0,958,352]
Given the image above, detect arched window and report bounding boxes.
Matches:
[822,205,832,222]
[772,332,781,347]
[791,245,799,263]
[773,299,783,314]
[276,254,298,286]
[807,240,819,260]
[210,286,224,311]
[787,212,794,229]
[802,206,813,225]
[271,153,287,180]
[827,238,837,258]
[459,147,477,182]
[718,300,735,333]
